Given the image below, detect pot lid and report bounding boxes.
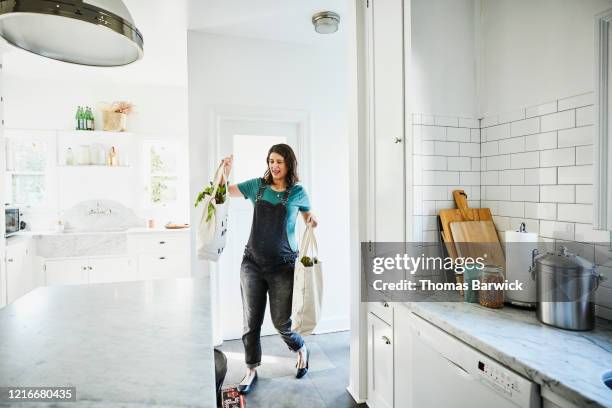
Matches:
[535,246,595,272]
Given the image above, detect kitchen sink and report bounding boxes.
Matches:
[36,231,128,258]
[604,371,612,390]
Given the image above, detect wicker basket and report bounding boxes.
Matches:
[103,111,127,132]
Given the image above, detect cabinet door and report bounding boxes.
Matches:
[394,306,415,408]
[6,244,25,303]
[366,0,406,243]
[368,312,394,408]
[45,260,88,286]
[88,257,137,284]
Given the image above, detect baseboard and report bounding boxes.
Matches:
[312,316,350,334]
[346,385,367,404]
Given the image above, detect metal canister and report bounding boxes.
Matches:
[530,246,605,331]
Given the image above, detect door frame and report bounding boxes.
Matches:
[207,105,312,345]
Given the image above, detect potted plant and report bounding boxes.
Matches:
[99,101,134,132]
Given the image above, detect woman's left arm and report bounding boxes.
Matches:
[301,211,318,228]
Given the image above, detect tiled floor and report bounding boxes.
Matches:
[217,331,365,408]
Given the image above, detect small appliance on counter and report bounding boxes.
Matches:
[5,207,24,237]
[504,222,538,308]
[530,246,606,331]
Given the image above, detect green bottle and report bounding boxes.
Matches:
[89,107,95,130]
[75,106,82,130]
[86,107,93,130]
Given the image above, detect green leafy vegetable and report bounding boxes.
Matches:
[194,182,227,221]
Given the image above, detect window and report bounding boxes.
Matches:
[145,141,178,205]
[5,138,48,206]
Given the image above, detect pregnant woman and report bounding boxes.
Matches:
[221,144,318,394]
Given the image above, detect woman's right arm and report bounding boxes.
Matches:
[220,155,244,198]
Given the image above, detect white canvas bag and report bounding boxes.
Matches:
[196,163,230,261]
[291,226,323,336]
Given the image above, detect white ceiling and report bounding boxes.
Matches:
[187,0,348,45]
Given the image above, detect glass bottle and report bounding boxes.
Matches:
[478,265,505,308]
[65,147,75,166]
[75,106,82,130]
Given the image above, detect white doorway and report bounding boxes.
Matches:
[215,117,306,341]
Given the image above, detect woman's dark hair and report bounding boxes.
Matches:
[263,144,299,187]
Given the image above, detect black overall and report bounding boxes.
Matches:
[240,179,304,368]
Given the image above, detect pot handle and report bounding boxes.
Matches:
[593,270,608,291]
[530,248,539,281]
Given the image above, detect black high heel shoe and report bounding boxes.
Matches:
[237,371,258,394]
[296,347,310,379]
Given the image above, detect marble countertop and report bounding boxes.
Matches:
[0,278,216,408]
[407,301,612,407]
[13,227,190,237]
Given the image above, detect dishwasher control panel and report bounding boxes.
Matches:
[478,359,521,395]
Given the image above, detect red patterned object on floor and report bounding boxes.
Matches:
[221,386,245,408]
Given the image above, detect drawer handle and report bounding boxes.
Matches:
[159,257,166,260]
[88,266,92,270]
[159,241,166,244]
[382,302,389,308]
[381,336,391,345]
[7,258,14,262]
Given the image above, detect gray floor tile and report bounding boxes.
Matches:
[308,367,355,408]
[243,375,326,408]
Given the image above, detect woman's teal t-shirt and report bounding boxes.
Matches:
[237,178,310,252]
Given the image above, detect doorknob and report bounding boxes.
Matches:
[394,137,402,144]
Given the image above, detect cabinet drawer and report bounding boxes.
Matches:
[132,234,189,254]
[138,252,190,280]
[369,299,393,325]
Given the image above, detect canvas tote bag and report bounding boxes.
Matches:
[291,226,323,336]
[196,163,230,261]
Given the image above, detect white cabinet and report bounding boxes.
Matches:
[365,0,407,243]
[393,305,415,408]
[128,232,190,280]
[368,308,395,408]
[45,257,135,286]
[5,238,36,303]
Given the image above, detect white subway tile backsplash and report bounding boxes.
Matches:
[460,171,480,186]
[471,158,481,171]
[511,151,539,169]
[541,110,575,132]
[481,115,499,128]
[422,115,435,125]
[540,185,575,203]
[458,118,479,128]
[557,126,593,147]
[576,106,594,127]
[482,141,499,156]
[539,220,575,240]
[422,201,437,216]
[576,185,593,204]
[539,148,575,167]
[435,116,459,127]
[422,125,446,141]
[498,109,526,124]
[481,200,499,214]
[511,117,540,137]
[423,171,460,185]
[558,93,593,111]
[470,129,481,143]
[422,186,448,200]
[447,156,471,171]
[498,201,525,217]
[486,186,511,201]
[525,202,557,220]
[483,171,499,185]
[575,145,593,165]
[412,113,422,125]
[422,141,435,155]
[486,123,511,141]
[511,185,539,202]
[499,169,525,185]
[557,165,593,184]
[509,218,540,234]
[557,204,593,224]
[524,168,557,185]
[422,156,448,170]
[525,101,557,118]
[499,137,526,154]
[435,201,455,212]
[492,216,511,231]
[434,141,459,156]
[460,143,481,158]
[487,155,511,170]
[525,131,557,151]
[446,127,470,142]
[423,215,438,230]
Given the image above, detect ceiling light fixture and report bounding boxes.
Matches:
[0,0,143,67]
[312,11,340,35]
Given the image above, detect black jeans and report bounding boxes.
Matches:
[240,253,304,368]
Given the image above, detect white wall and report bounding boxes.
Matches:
[480,0,612,116]
[411,0,478,117]
[187,32,351,332]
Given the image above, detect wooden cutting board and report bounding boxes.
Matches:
[438,190,493,258]
[450,220,505,272]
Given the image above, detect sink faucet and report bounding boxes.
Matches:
[89,202,112,216]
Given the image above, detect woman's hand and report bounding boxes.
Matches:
[304,213,318,228]
[220,155,233,184]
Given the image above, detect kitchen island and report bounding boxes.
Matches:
[0,277,216,407]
